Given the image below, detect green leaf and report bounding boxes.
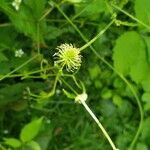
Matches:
[4,138,21,148]
[142,92,150,111]
[0,3,36,39]
[0,2,45,42]
[0,52,8,62]
[94,80,102,88]
[141,118,150,143]
[20,117,43,142]
[142,73,150,92]
[0,62,11,75]
[144,37,150,63]
[44,26,75,41]
[35,126,52,150]
[136,143,148,150]
[88,64,101,80]
[142,93,150,102]
[113,95,123,107]
[118,100,133,117]
[27,141,41,150]
[66,0,83,3]
[63,89,76,99]
[101,88,112,99]
[10,56,31,72]
[0,83,27,107]
[113,31,149,83]
[0,26,18,48]
[75,0,106,18]
[113,78,125,89]
[25,0,47,20]
[0,82,46,107]
[45,26,65,40]
[134,0,150,27]
[130,60,149,83]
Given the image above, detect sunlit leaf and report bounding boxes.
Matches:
[4,138,21,148]
[20,117,44,142]
[113,31,149,83]
[134,0,150,27]
[27,141,41,150]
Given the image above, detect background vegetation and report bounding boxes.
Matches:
[0,0,150,149]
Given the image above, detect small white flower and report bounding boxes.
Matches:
[56,89,61,95]
[46,119,51,124]
[15,49,24,57]
[54,43,82,72]
[3,130,9,134]
[75,92,88,103]
[12,0,22,11]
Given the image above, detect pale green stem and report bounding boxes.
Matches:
[80,99,119,150]
[46,19,100,26]
[115,20,138,27]
[61,75,118,150]
[59,1,92,28]
[37,23,40,54]
[0,145,6,150]
[47,70,61,97]
[28,70,60,98]
[0,23,11,27]
[39,7,54,21]
[54,1,115,51]
[5,66,54,79]
[111,4,150,30]
[80,20,114,51]
[0,54,39,81]
[21,74,55,79]
[61,78,78,95]
[62,73,81,89]
[72,75,82,89]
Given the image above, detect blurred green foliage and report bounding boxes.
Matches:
[0,0,150,150]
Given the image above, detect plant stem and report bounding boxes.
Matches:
[0,23,11,27]
[80,20,114,51]
[80,99,118,150]
[47,70,61,97]
[111,4,150,30]
[60,76,118,150]
[37,22,40,54]
[0,54,39,81]
[39,7,54,21]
